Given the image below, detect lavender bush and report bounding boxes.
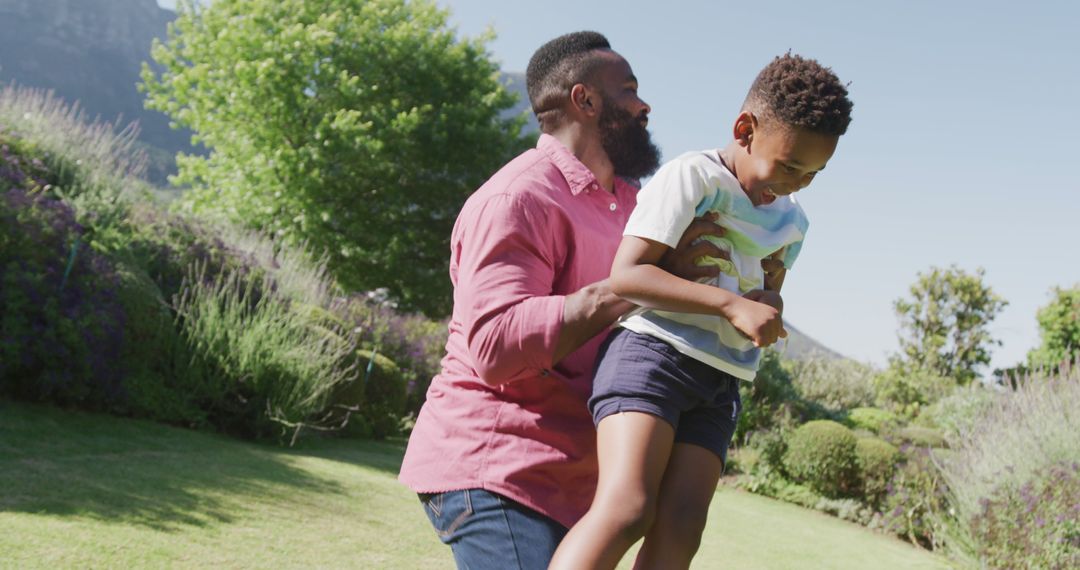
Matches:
[938,362,1080,567]
[342,295,448,418]
[969,461,1080,569]
[1,137,126,407]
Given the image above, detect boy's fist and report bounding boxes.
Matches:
[730,293,787,348]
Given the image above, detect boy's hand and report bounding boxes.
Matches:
[729,296,787,348]
[743,289,784,314]
[659,212,727,281]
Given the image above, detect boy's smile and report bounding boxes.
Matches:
[725,111,840,206]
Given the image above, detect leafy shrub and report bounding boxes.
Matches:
[748,427,790,476]
[939,363,1080,565]
[845,407,899,434]
[110,263,199,423]
[724,446,759,476]
[735,465,822,509]
[878,446,949,549]
[970,461,1080,570]
[782,420,859,498]
[856,437,901,508]
[914,383,1000,437]
[788,355,878,411]
[329,349,407,440]
[873,365,955,418]
[1027,285,1080,370]
[892,426,948,449]
[736,351,800,443]
[814,497,875,526]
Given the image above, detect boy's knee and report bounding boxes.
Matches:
[656,502,709,547]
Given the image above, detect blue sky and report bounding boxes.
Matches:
[158,0,1079,373]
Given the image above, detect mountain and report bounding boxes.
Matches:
[782,321,845,361]
[0,0,193,183]
[501,71,540,134]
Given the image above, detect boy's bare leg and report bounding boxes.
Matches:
[633,443,723,570]
[548,412,675,570]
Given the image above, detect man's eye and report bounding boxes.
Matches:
[783,165,797,174]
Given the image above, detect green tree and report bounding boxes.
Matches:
[142,0,531,315]
[1027,285,1080,369]
[891,265,1007,384]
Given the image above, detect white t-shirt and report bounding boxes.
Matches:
[617,149,809,380]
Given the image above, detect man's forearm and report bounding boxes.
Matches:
[553,279,635,364]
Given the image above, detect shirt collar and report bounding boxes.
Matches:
[537,133,600,196]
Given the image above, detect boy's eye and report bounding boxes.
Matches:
[782,164,798,174]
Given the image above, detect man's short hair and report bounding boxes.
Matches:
[526,31,612,132]
[744,53,853,137]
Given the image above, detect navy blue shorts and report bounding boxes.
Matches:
[589,327,742,464]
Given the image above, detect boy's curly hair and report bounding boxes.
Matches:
[526,31,612,132]
[746,53,853,136]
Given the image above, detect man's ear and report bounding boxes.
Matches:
[570,83,599,118]
[734,111,756,148]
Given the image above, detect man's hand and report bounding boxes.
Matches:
[728,294,787,348]
[659,212,728,281]
[762,249,787,292]
[743,289,784,314]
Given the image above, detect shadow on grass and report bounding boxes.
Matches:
[0,400,373,532]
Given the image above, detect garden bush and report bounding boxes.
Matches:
[855,437,900,508]
[788,355,878,411]
[782,420,859,498]
[845,407,899,434]
[969,461,1080,570]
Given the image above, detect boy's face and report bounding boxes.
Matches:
[735,112,839,206]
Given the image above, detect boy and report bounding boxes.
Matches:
[549,53,854,569]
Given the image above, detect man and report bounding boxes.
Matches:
[398,31,725,569]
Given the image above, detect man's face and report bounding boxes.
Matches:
[593,55,660,180]
[739,116,839,206]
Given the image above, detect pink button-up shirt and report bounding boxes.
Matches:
[399,134,638,528]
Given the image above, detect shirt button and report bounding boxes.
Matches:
[609,203,617,211]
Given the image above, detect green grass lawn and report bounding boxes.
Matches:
[0,401,951,569]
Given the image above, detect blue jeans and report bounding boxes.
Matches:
[418,489,568,569]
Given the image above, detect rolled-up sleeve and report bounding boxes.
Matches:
[455,191,566,386]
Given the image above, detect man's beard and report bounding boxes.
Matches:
[599,95,661,181]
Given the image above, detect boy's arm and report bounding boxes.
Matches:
[610,235,786,348]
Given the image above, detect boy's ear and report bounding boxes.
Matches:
[734,111,756,148]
